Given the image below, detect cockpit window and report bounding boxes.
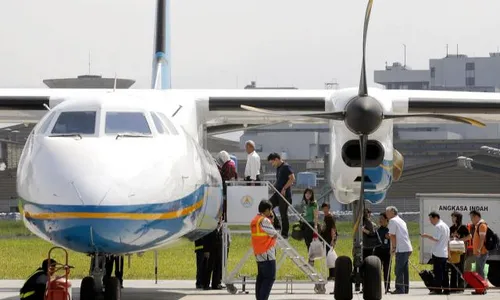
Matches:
[156,112,179,135]
[51,111,96,135]
[105,112,152,135]
[36,111,56,134]
[151,112,166,134]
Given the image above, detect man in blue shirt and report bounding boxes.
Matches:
[267,152,295,238]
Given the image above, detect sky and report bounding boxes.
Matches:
[2,0,500,90]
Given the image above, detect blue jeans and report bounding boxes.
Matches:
[395,252,411,293]
[256,260,276,300]
[475,254,488,279]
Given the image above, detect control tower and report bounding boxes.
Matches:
[43,74,135,89]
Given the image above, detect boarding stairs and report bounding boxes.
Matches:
[275,234,327,290]
[221,181,328,295]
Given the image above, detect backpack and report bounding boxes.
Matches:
[485,226,499,251]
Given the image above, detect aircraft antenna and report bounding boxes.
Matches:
[43,103,51,111]
[172,105,182,117]
[113,73,117,92]
[88,50,91,75]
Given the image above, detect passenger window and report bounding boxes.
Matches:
[36,111,56,134]
[151,112,167,134]
[156,112,179,135]
[51,111,96,135]
[105,112,152,135]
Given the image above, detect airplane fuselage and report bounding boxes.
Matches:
[17,94,223,254]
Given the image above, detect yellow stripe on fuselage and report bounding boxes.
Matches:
[23,193,206,221]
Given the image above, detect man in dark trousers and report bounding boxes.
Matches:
[104,255,124,288]
[201,224,225,290]
[374,212,391,293]
[194,237,205,289]
[267,152,295,238]
[20,258,57,300]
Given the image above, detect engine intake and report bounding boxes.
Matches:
[341,140,384,168]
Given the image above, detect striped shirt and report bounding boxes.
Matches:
[255,216,278,262]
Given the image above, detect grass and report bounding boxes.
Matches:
[0,220,430,280]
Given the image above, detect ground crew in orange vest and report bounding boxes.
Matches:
[251,200,278,300]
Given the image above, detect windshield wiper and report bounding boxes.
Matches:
[115,133,152,140]
[49,134,82,139]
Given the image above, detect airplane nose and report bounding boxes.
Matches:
[21,137,169,206]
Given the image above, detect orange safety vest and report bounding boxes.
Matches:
[250,214,277,255]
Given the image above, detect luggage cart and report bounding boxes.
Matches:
[45,246,73,300]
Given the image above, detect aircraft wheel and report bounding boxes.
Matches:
[487,261,500,287]
[334,256,353,300]
[104,277,121,300]
[362,256,382,300]
[314,283,326,294]
[226,284,237,294]
[80,276,96,300]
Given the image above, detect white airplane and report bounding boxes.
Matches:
[2,0,500,299]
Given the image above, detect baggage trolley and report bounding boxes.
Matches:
[45,246,73,300]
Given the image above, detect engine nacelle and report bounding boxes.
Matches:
[393,149,404,182]
[341,139,385,168]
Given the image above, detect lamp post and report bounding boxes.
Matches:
[403,44,407,68]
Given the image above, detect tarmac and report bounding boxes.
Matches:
[0,280,499,299]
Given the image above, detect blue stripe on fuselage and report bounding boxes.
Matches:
[19,184,219,254]
[363,159,392,204]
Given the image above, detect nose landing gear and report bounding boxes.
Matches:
[80,253,122,300]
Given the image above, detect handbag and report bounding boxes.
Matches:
[291,223,304,241]
[449,251,461,264]
[326,248,337,268]
[308,238,325,260]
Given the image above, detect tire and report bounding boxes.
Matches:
[487,261,500,287]
[80,276,96,300]
[226,284,237,294]
[334,256,353,300]
[362,255,382,300]
[104,277,121,300]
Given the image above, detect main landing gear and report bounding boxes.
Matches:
[333,200,382,300]
[80,253,121,300]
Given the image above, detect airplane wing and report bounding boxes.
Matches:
[195,89,334,130]
[385,89,500,123]
[0,89,114,123]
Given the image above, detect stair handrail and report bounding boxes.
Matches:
[267,182,332,250]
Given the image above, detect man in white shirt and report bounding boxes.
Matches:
[386,206,412,294]
[421,211,450,295]
[244,140,261,183]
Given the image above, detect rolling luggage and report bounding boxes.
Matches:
[463,271,488,294]
[418,270,435,291]
[410,261,435,291]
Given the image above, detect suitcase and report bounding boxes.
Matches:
[419,270,435,291]
[463,271,488,294]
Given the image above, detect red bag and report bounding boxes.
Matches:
[463,271,488,294]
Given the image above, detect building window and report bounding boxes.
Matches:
[430,67,435,78]
[466,77,475,86]
[466,62,475,71]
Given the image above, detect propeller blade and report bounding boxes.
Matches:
[383,113,486,128]
[358,0,374,97]
[240,105,346,120]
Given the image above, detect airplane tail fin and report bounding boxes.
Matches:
[151,0,171,90]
